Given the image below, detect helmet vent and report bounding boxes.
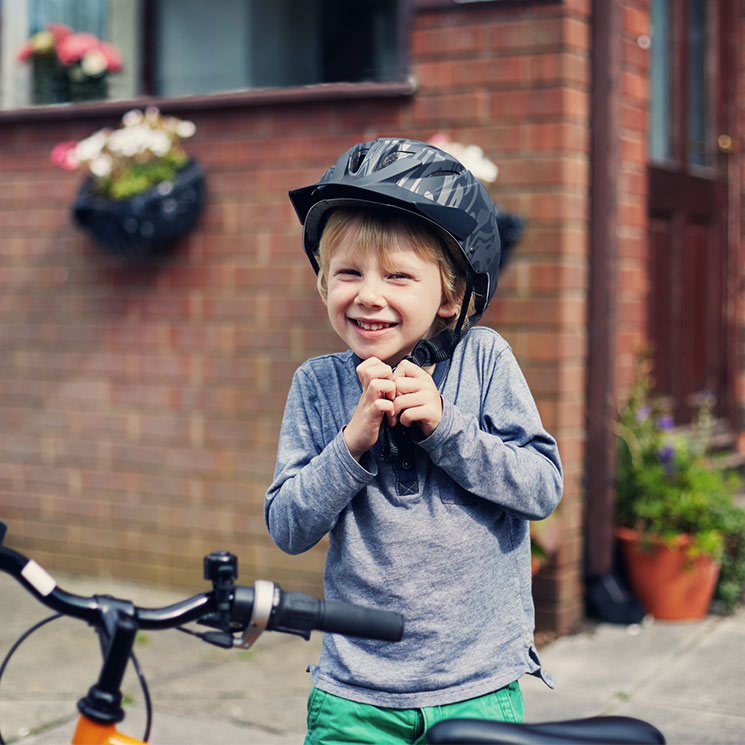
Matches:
[428,168,462,178]
[379,151,411,169]
[348,148,370,174]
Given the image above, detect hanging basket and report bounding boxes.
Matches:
[31,55,69,105]
[72,159,206,257]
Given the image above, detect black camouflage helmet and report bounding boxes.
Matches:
[288,137,502,328]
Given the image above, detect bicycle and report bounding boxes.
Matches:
[0,520,403,744]
[0,519,665,745]
[424,717,665,744]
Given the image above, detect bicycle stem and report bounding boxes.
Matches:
[78,607,138,725]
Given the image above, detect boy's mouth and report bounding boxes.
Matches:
[351,319,397,331]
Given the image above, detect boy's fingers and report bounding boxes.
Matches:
[357,358,394,388]
[391,359,424,379]
[373,397,394,415]
[367,378,396,400]
[393,377,423,394]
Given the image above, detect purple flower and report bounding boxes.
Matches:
[636,405,651,422]
[658,444,675,464]
[658,444,676,476]
[657,416,674,431]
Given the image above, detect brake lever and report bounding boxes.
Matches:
[200,631,235,649]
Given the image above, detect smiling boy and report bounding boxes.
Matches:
[265,138,563,745]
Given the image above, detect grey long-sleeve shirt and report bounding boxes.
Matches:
[265,327,563,707]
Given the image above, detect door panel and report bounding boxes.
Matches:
[647,0,731,424]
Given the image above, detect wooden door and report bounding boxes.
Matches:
[647,0,734,424]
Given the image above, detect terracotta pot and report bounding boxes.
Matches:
[531,556,542,576]
[616,527,720,620]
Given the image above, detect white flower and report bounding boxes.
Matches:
[108,127,145,157]
[81,48,108,77]
[90,154,112,177]
[428,134,499,183]
[75,130,108,162]
[177,120,196,138]
[122,109,144,127]
[460,144,498,183]
[146,130,172,157]
[51,106,198,200]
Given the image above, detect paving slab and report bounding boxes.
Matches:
[1,570,743,745]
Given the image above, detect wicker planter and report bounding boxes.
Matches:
[72,160,205,257]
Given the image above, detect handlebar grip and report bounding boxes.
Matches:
[318,599,404,642]
[268,590,403,642]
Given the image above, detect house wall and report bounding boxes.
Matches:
[0,1,595,633]
[616,0,651,393]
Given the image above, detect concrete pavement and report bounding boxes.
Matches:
[0,571,742,744]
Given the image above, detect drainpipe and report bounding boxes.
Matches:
[585,0,643,622]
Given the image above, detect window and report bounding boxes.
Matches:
[0,0,407,109]
[648,0,714,170]
[149,0,404,97]
[649,0,672,163]
[686,0,708,168]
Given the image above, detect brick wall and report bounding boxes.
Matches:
[0,1,592,632]
[616,0,651,394]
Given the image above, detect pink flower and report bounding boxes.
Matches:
[57,33,100,65]
[429,133,452,148]
[99,42,123,73]
[16,24,73,62]
[17,42,33,62]
[50,141,79,171]
[47,23,73,44]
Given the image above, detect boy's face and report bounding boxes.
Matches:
[325,235,456,367]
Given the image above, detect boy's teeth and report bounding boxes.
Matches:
[357,320,391,331]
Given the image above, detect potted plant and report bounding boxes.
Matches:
[530,513,561,576]
[51,107,206,257]
[615,356,745,619]
[17,23,122,104]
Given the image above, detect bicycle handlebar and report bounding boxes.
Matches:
[0,539,404,643]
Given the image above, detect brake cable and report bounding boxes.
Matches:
[0,614,153,745]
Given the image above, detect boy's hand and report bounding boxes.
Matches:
[344,357,396,461]
[392,359,443,438]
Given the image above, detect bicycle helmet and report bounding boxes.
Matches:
[289,137,502,365]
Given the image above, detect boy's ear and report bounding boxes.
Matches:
[437,297,458,319]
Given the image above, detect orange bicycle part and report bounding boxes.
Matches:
[73,714,145,745]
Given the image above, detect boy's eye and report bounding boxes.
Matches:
[335,268,360,276]
[389,272,412,280]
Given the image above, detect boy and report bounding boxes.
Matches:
[265,138,563,745]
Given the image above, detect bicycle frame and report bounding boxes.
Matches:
[72,717,144,745]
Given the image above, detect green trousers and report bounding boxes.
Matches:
[304,681,524,745]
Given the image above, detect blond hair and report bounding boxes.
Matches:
[316,209,473,333]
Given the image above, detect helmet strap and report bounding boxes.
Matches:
[403,268,474,367]
[379,271,474,464]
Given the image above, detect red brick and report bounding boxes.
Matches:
[621,70,649,103]
[525,122,590,153]
[412,24,488,58]
[623,5,650,38]
[412,92,489,125]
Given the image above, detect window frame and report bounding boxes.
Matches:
[1,0,416,119]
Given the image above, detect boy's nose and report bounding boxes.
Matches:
[355,277,385,307]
